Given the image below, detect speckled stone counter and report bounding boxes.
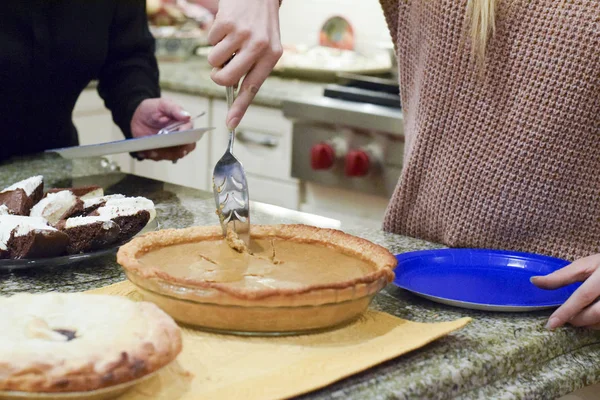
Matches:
[1,154,599,400]
[157,59,326,107]
[85,58,325,107]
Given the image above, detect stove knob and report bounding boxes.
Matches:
[311,143,336,170]
[345,150,370,177]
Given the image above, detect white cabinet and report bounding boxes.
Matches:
[211,100,299,209]
[72,89,131,172]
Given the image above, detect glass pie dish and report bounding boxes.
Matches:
[118,224,397,336]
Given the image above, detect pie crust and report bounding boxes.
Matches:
[117,224,396,333]
[0,293,182,393]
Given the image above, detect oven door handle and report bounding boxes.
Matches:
[235,131,279,148]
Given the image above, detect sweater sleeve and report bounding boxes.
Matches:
[97,0,160,139]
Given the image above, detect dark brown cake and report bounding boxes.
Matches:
[0,176,43,216]
[88,196,155,244]
[57,217,121,254]
[0,215,68,259]
[89,210,150,244]
[8,229,69,259]
[112,211,151,243]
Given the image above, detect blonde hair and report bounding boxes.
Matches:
[467,0,497,63]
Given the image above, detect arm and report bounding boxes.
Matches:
[207,0,283,130]
[97,0,160,140]
[97,0,194,162]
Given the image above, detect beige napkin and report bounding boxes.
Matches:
[87,281,471,400]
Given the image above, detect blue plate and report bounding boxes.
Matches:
[393,249,581,312]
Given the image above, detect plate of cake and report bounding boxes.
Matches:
[0,176,158,270]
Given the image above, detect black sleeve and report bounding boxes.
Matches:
[97,0,160,139]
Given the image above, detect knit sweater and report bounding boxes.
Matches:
[379,0,600,261]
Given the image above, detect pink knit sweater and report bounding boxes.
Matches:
[379,0,600,260]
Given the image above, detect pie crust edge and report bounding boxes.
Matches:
[117,224,397,301]
[0,295,183,394]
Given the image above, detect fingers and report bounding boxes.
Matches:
[158,98,192,122]
[211,37,273,87]
[545,266,600,329]
[569,301,600,328]
[207,34,240,69]
[224,58,276,129]
[207,14,231,45]
[531,255,600,290]
[137,143,196,162]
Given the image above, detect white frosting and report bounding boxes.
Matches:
[96,197,156,222]
[0,215,54,250]
[1,176,43,196]
[30,191,77,225]
[83,194,125,210]
[0,205,9,215]
[65,216,114,230]
[79,188,104,201]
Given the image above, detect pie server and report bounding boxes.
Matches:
[211,85,250,246]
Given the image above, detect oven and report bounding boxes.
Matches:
[282,74,404,227]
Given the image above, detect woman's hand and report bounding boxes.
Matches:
[531,254,600,330]
[207,0,282,130]
[130,98,195,162]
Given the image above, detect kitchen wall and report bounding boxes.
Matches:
[279,0,392,52]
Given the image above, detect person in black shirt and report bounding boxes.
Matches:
[1,0,194,162]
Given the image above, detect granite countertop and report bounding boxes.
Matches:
[86,58,326,108]
[1,154,600,400]
[157,58,326,107]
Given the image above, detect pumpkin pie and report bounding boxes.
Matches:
[117,224,397,333]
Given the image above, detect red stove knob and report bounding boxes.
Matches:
[311,143,336,170]
[345,150,370,177]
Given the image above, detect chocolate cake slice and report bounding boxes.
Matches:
[45,185,104,200]
[91,197,155,243]
[82,194,125,215]
[0,215,69,259]
[57,216,121,254]
[0,176,43,216]
[30,191,84,226]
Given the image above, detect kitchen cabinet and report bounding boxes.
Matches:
[72,89,131,173]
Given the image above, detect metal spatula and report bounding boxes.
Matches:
[212,86,250,246]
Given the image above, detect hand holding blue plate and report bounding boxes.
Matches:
[393,248,581,312]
